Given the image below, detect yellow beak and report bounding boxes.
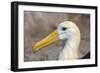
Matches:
[32,30,59,53]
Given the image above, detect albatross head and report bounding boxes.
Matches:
[57,21,80,40]
[32,21,80,53]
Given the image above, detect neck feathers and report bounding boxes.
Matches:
[58,29,81,60]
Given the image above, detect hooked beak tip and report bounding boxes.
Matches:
[32,45,39,53]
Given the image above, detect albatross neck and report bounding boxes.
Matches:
[58,34,80,60]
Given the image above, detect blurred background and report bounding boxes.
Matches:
[24,11,90,62]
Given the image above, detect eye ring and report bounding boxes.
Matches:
[62,27,67,31]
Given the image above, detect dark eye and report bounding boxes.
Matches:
[62,27,67,31]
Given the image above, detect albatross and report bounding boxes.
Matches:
[32,21,81,60]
